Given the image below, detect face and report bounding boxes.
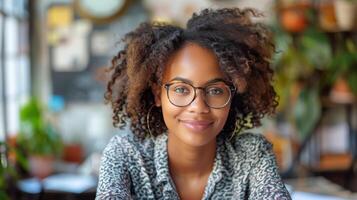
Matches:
[153,43,232,147]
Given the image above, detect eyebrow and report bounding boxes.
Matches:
[169,77,228,85]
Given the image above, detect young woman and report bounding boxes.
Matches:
[96,8,291,200]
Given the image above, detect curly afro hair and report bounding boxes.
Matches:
[105,8,278,140]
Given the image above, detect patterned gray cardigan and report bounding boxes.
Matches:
[96,132,292,199]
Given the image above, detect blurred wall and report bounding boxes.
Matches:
[31,0,149,155]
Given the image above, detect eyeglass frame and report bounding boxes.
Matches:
[163,80,236,109]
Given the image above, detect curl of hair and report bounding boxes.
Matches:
[105,8,278,140]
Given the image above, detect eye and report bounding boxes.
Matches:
[206,87,224,96]
[173,85,190,95]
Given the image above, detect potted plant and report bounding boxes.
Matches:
[279,1,311,33]
[328,38,357,103]
[16,98,63,179]
[0,141,27,200]
[0,142,14,200]
[272,26,332,140]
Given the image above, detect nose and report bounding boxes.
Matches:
[187,89,210,113]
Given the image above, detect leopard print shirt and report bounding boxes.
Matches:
[96,132,291,199]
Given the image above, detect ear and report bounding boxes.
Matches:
[151,84,162,107]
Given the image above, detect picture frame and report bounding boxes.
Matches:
[74,0,132,24]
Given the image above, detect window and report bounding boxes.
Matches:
[0,0,30,141]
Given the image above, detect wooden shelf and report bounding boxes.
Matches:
[311,153,353,172]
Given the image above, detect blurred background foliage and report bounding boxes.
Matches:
[272,0,357,140]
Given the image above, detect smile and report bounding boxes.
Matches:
[179,120,214,132]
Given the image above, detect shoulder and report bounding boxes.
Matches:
[97,134,137,199]
[231,132,273,155]
[103,133,133,154]
[102,133,155,160]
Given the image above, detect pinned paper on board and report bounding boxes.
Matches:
[90,30,112,56]
[47,5,74,46]
[47,5,73,29]
[51,20,92,72]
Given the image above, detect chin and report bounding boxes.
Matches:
[177,128,218,147]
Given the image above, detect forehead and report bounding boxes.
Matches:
[162,43,225,85]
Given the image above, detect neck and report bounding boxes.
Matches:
[167,133,216,179]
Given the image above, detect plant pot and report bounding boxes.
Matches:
[281,9,307,32]
[318,0,338,31]
[62,143,83,163]
[334,0,357,31]
[330,77,355,103]
[29,155,55,179]
[280,3,310,33]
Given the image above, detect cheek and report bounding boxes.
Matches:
[214,107,230,128]
[160,94,182,124]
[211,102,232,133]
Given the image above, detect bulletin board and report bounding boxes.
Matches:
[47,4,111,102]
[47,2,146,102]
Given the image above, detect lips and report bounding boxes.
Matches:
[179,119,213,132]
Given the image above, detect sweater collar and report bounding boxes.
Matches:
[153,134,179,199]
[153,133,225,199]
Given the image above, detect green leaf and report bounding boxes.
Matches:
[299,28,332,70]
[347,72,357,94]
[294,86,321,140]
[17,98,63,156]
[0,192,10,200]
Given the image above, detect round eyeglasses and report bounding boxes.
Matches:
[163,81,235,109]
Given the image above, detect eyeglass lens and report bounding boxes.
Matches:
[166,82,232,108]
